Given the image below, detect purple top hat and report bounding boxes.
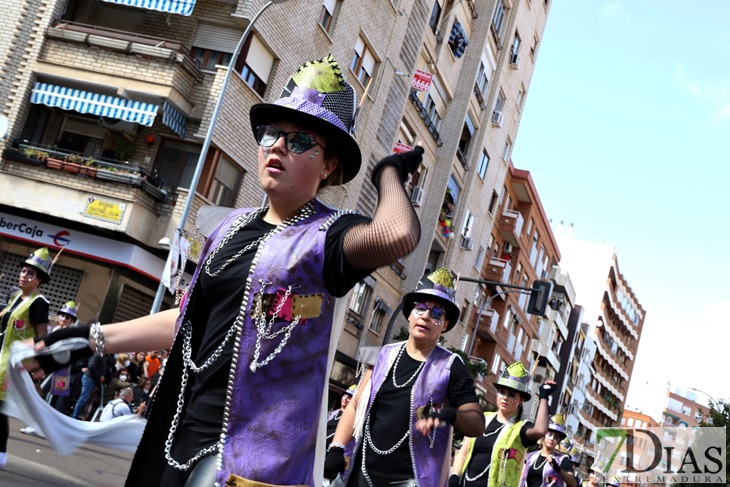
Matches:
[249,54,361,184]
[401,268,460,332]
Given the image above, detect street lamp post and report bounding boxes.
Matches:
[150,0,289,314]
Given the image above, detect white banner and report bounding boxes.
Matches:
[0,211,165,281]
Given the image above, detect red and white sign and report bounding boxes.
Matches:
[393,142,413,154]
[411,69,433,92]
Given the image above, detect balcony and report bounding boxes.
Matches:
[476,308,499,340]
[1,143,176,247]
[498,209,524,247]
[408,89,443,147]
[473,83,487,110]
[481,257,512,284]
[41,22,202,114]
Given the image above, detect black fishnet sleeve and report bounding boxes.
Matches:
[343,165,421,269]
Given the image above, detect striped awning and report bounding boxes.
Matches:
[162,101,187,139]
[31,82,158,126]
[102,0,196,16]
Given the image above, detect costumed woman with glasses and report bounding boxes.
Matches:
[325,268,485,487]
[519,414,577,487]
[0,248,52,469]
[24,55,423,487]
[449,362,558,487]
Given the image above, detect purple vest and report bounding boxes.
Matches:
[175,200,339,487]
[354,342,457,487]
[520,450,569,487]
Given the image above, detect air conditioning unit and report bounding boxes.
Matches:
[461,237,474,250]
[491,110,503,127]
[98,117,139,136]
[410,185,425,206]
[503,242,513,253]
[509,53,521,69]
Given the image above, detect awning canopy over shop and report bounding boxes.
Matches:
[102,0,197,16]
[30,82,188,138]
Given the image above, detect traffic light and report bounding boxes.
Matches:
[527,280,553,316]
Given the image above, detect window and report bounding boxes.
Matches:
[424,93,443,132]
[510,32,521,64]
[494,91,505,114]
[502,138,512,160]
[492,0,507,39]
[477,150,489,179]
[235,34,275,97]
[319,0,342,33]
[488,190,499,215]
[475,61,489,100]
[351,36,376,87]
[526,218,534,237]
[152,139,201,189]
[192,23,242,71]
[529,230,539,264]
[491,352,502,375]
[475,245,485,271]
[516,87,525,111]
[531,34,540,59]
[429,0,443,34]
[461,209,474,238]
[448,20,469,59]
[457,114,475,166]
[207,153,242,207]
[370,308,386,333]
[349,281,371,315]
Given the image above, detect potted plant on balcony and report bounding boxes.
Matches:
[62,153,85,174]
[10,147,50,165]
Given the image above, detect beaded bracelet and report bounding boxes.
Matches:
[90,322,106,356]
[328,441,346,451]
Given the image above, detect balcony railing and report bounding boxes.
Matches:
[498,208,524,247]
[481,257,512,284]
[3,143,170,202]
[409,89,443,147]
[47,21,203,81]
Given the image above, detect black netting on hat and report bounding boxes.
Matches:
[321,83,357,133]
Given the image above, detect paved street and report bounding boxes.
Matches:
[1,417,134,486]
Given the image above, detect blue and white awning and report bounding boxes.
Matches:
[31,82,158,126]
[102,0,196,16]
[162,101,187,139]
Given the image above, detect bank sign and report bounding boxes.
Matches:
[596,426,726,484]
[0,212,164,281]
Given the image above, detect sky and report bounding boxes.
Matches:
[512,0,730,420]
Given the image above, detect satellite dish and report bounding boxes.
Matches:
[0,115,8,139]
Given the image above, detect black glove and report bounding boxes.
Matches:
[427,405,457,425]
[551,458,562,472]
[371,146,425,187]
[448,473,461,487]
[538,382,557,399]
[323,446,346,481]
[34,325,92,374]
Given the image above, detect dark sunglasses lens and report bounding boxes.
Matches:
[429,306,446,320]
[287,132,315,154]
[413,303,428,313]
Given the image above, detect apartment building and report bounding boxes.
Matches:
[555,229,646,463]
[0,0,552,398]
[661,387,710,428]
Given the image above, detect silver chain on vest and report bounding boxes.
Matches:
[164,202,315,471]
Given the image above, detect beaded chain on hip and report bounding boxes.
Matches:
[164,202,315,471]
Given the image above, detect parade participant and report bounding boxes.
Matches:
[568,446,582,487]
[22,301,79,434]
[27,54,422,487]
[0,248,52,468]
[519,414,576,487]
[586,462,604,487]
[325,269,485,487]
[450,362,558,487]
[327,384,356,445]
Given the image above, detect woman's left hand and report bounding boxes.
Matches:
[415,417,439,435]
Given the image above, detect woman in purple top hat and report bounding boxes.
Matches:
[325,268,485,487]
[27,55,423,487]
[519,414,577,487]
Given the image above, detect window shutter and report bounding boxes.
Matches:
[362,50,375,75]
[354,37,365,56]
[246,35,274,82]
[98,5,145,32]
[323,0,336,13]
[193,23,243,53]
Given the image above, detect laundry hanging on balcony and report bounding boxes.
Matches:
[102,0,196,16]
[448,21,469,59]
[31,82,158,126]
[31,83,189,138]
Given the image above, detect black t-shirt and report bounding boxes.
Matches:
[463,416,537,487]
[183,213,371,435]
[363,349,478,483]
[526,454,574,487]
[0,292,49,334]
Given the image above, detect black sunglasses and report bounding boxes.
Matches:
[496,387,521,399]
[255,125,326,154]
[412,302,447,325]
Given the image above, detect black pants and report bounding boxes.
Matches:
[157,425,218,486]
[0,410,9,452]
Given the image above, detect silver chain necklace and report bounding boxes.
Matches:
[465,416,513,483]
[532,453,548,471]
[391,343,426,388]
